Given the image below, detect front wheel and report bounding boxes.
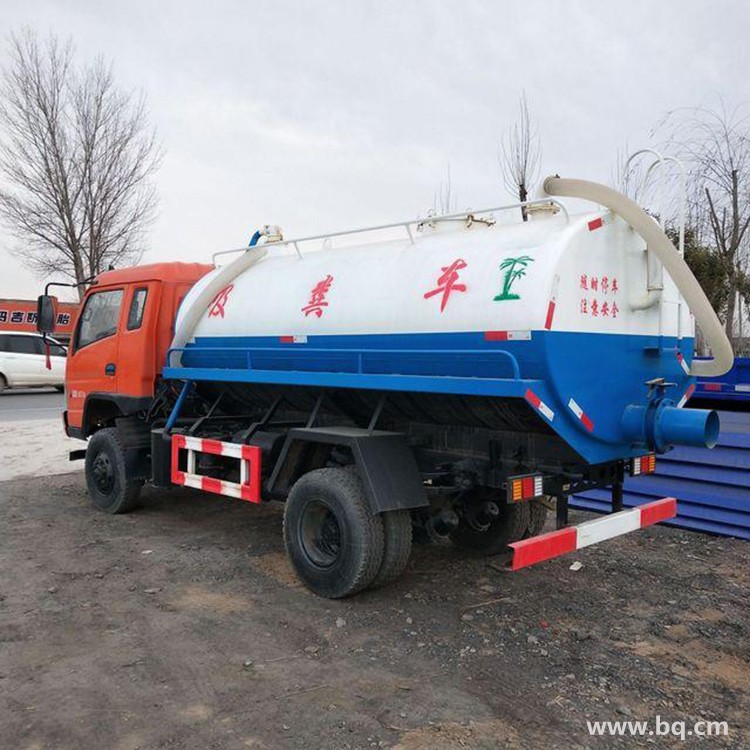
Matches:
[85,428,142,514]
[283,468,384,598]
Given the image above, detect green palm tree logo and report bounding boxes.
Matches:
[494,255,534,301]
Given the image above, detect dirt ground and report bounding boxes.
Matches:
[1,472,748,750]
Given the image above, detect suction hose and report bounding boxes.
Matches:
[543,176,733,377]
[170,246,268,367]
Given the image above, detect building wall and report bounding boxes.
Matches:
[0,298,80,342]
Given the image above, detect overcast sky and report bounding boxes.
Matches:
[0,0,747,300]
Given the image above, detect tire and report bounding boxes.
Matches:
[370,509,412,589]
[0,374,6,393]
[450,496,530,556]
[55,385,65,393]
[526,498,549,538]
[283,467,384,599]
[85,428,143,514]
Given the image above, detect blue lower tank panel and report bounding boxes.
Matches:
[164,329,700,466]
[571,410,750,539]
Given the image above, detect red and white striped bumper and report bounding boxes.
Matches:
[508,497,677,571]
[171,434,262,503]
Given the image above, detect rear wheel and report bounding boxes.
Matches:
[525,498,549,537]
[450,490,530,556]
[371,510,412,588]
[283,468,384,598]
[85,428,142,514]
[0,374,7,393]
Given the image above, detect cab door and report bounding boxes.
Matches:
[66,287,125,431]
[116,282,161,397]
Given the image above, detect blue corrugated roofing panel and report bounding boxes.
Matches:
[571,410,750,540]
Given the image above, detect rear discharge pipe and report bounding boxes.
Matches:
[621,400,720,452]
[543,176,733,378]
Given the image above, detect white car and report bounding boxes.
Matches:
[0,331,67,392]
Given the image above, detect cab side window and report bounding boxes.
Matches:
[127,287,148,331]
[75,290,124,350]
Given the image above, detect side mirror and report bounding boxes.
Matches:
[36,294,58,334]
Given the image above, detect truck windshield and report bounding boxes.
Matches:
[75,289,124,350]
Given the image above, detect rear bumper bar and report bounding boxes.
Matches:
[509,497,677,571]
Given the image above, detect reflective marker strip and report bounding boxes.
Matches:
[736,384,750,392]
[280,335,308,344]
[484,330,532,341]
[524,388,555,422]
[567,398,594,432]
[677,383,696,408]
[587,214,612,232]
[544,274,560,330]
[509,497,677,571]
[676,352,690,375]
[639,496,677,525]
[171,434,261,503]
[510,527,577,570]
[576,508,641,548]
[703,383,722,391]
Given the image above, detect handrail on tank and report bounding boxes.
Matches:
[166,345,522,380]
[623,148,687,256]
[211,198,569,266]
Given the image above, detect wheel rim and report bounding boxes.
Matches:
[91,451,115,495]
[300,500,342,568]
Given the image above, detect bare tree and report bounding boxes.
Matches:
[500,92,541,220]
[433,162,457,215]
[0,29,161,299]
[656,101,750,343]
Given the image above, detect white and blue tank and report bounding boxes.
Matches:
[164,177,732,466]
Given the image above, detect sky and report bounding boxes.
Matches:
[0,0,747,300]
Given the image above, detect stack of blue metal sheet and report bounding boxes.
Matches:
[694,357,750,403]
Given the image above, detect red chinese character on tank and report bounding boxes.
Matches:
[590,276,599,292]
[591,299,599,317]
[301,274,334,318]
[424,258,467,313]
[601,276,609,294]
[601,301,610,317]
[208,284,234,318]
[612,301,619,318]
[580,298,588,315]
[611,277,619,294]
[580,274,588,290]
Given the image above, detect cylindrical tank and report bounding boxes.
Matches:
[171,206,717,464]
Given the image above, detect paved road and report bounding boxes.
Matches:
[0,389,64,422]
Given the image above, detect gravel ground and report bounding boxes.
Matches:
[0,472,748,749]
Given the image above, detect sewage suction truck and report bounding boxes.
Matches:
[37,175,733,598]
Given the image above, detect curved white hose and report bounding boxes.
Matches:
[543,176,733,377]
[170,246,268,366]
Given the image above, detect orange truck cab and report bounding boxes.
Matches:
[63,262,212,441]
